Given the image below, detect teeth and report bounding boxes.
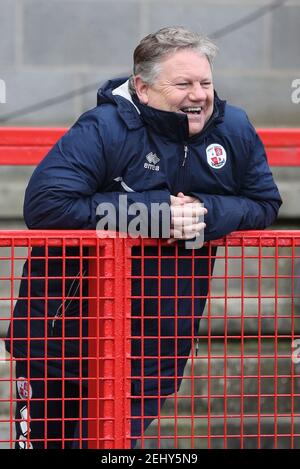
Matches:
[181,107,202,113]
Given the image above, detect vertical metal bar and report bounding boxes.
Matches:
[190,245,195,449]
[26,236,32,449]
[291,238,295,449]
[173,243,178,448]
[44,236,49,448]
[257,238,262,448]
[124,241,132,449]
[224,239,228,448]
[9,237,15,449]
[87,238,131,448]
[78,237,84,449]
[87,239,106,448]
[113,238,131,448]
[240,238,245,448]
[274,237,279,447]
[139,239,145,449]
[207,241,213,449]
[60,237,66,448]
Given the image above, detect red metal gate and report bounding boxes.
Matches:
[0,230,300,449]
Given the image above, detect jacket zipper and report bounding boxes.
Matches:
[175,144,188,193]
[182,144,189,167]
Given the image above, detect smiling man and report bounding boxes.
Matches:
[7,26,282,448]
[134,48,214,136]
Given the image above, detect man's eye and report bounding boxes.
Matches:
[176,83,189,87]
[202,82,211,88]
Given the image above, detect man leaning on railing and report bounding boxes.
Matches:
[5,26,282,449]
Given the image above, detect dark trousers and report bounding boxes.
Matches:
[14,359,87,449]
[14,359,164,449]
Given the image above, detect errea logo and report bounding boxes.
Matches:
[144,152,160,171]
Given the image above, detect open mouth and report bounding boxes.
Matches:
[180,106,202,115]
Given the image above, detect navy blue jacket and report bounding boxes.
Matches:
[6,78,282,396]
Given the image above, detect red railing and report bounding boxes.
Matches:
[1,231,300,449]
[0,127,300,166]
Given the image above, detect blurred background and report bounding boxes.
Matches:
[0,0,299,127]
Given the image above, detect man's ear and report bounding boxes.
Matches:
[133,76,149,105]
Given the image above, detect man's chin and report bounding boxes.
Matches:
[188,123,205,136]
[187,115,207,136]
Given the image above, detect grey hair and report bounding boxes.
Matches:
[129,26,218,94]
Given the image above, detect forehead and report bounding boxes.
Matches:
[158,49,212,79]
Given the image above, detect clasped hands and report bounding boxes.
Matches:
[167,192,207,244]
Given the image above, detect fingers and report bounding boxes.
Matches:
[170,195,185,206]
[168,193,207,244]
[170,221,206,238]
[171,194,196,206]
[171,194,207,212]
[166,221,206,244]
[175,192,199,204]
[171,204,207,218]
[172,216,202,226]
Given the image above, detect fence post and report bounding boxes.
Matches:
[87,237,131,448]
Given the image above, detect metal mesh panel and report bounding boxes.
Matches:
[1,231,300,449]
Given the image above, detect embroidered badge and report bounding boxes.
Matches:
[206,143,227,169]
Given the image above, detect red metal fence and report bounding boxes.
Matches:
[0,127,300,166]
[1,230,300,449]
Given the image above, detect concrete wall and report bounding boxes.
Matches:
[0,0,299,127]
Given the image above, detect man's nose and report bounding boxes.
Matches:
[188,82,206,101]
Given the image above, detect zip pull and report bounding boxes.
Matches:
[182,145,188,167]
[51,312,61,336]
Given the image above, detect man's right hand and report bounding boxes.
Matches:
[167,192,207,244]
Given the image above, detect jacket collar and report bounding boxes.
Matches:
[134,91,226,143]
[98,78,226,142]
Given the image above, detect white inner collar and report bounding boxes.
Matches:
[112,80,140,114]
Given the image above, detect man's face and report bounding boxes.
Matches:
[135,49,214,136]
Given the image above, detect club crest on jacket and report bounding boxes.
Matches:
[206,143,227,169]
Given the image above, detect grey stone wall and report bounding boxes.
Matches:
[0,0,299,127]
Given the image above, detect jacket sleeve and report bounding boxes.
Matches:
[24,112,171,236]
[191,130,282,241]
